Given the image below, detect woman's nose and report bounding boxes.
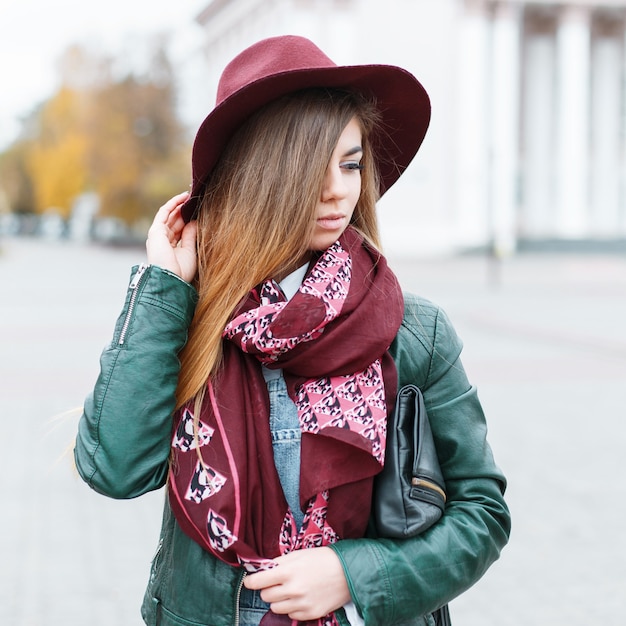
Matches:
[321,165,347,202]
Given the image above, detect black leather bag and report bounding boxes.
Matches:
[373,384,451,624]
[373,384,447,538]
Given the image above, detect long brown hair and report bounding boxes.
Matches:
[176,88,382,410]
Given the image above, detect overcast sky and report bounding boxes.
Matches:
[0,0,206,149]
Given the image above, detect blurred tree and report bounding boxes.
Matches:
[0,38,190,226]
[86,40,189,223]
[0,144,35,215]
[26,87,89,218]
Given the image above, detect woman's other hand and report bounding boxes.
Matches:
[243,547,352,621]
[146,192,198,283]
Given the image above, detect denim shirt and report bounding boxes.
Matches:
[261,261,309,530]
[265,373,305,527]
[237,372,303,624]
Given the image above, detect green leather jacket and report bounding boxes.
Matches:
[75,264,510,626]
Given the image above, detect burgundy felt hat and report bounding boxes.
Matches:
[181,35,431,222]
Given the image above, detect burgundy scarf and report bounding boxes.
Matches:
[168,228,403,625]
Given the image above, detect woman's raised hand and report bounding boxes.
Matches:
[146,192,198,283]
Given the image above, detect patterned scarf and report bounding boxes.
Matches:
[168,228,403,625]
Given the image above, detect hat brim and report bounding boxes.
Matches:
[182,64,430,222]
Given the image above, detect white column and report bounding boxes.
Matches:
[590,28,622,236]
[555,5,591,237]
[488,3,521,255]
[453,0,491,248]
[521,23,556,237]
[621,22,626,235]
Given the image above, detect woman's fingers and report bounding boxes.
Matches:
[146,192,197,281]
[243,548,350,621]
[175,220,199,283]
[150,192,189,240]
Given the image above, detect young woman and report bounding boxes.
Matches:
[75,36,510,626]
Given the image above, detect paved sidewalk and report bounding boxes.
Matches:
[1,237,624,625]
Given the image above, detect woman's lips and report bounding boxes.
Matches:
[316,215,345,230]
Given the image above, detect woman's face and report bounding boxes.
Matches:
[309,116,363,252]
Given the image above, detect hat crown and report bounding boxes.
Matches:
[216,36,337,105]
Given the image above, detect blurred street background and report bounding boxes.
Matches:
[1,235,624,625]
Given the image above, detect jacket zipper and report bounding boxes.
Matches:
[118,263,149,346]
[411,477,447,502]
[233,572,246,626]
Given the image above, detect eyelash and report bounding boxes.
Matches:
[341,162,364,171]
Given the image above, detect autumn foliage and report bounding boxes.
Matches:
[0,40,190,226]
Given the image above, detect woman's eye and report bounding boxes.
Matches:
[341,161,364,171]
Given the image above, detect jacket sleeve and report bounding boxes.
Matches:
[330,294,511,625]
[74,264,198,499]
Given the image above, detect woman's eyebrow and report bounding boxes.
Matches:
[343,146,363,157]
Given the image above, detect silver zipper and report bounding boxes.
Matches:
[118,263,149,345]
[234,571,246,626]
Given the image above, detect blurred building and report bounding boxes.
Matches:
[190,0,626,255]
